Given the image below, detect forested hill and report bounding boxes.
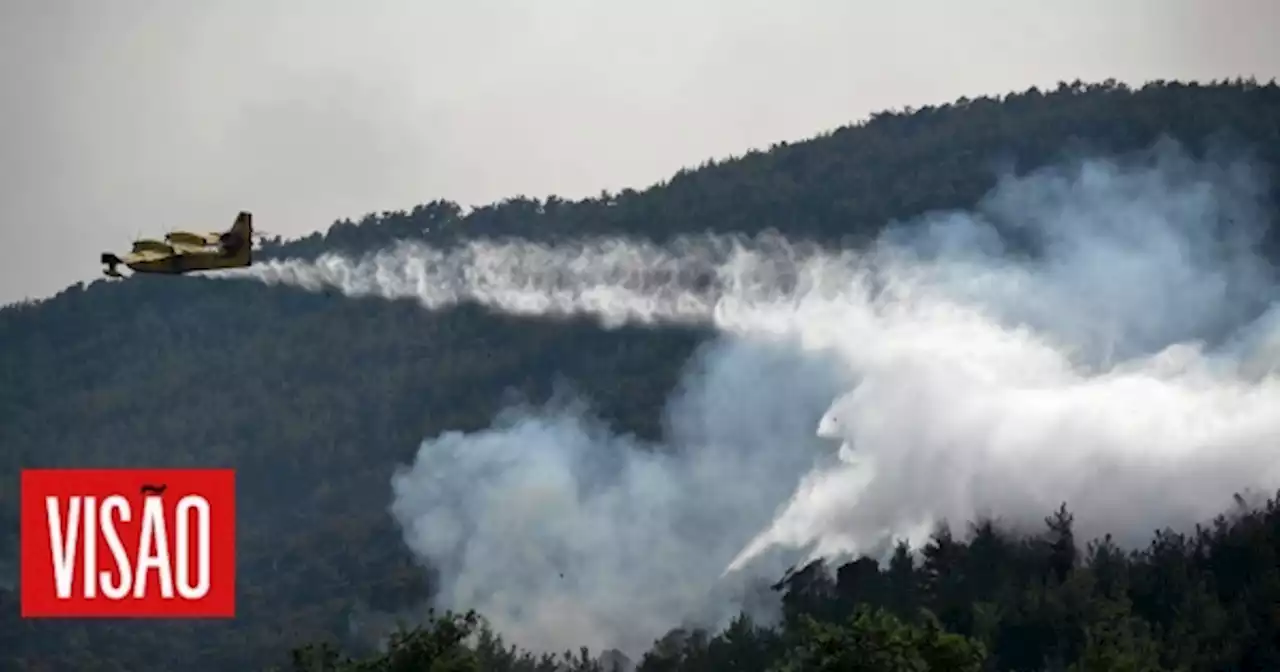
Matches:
[2,78,1280,672]
[195,78,1280,263]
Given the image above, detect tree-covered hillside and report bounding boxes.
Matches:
[3,78,1280,672]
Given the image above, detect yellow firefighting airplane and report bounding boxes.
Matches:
[100,211,258,278]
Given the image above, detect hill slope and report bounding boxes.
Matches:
[3,78,1280,672]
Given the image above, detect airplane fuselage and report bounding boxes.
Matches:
[100,247,252,278]
[123,249,252,274]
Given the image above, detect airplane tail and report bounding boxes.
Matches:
[231,211,252,239]
[219,211,253,258]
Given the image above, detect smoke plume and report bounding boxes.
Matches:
[235,138,1280,658]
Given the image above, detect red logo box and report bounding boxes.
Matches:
[20,468,235,618]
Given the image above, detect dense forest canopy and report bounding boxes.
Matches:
[3,78,1280,671]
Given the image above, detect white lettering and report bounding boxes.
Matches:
[134,497,173,599]
[44,492,215,601]
[99,496,131,599]
[46,496,79,599]
[83,496,97,598]
[175,496,210,599]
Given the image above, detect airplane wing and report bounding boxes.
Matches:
[118,248,174,264]
[167,239,212,255]
[166,231,222,247]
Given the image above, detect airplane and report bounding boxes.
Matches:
[100,211,259,278]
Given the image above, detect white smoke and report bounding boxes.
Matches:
[233,138,1280,658]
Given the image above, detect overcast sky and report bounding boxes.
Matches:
[2,0,1276,305]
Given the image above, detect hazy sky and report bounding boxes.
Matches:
[2,0,1276,305]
